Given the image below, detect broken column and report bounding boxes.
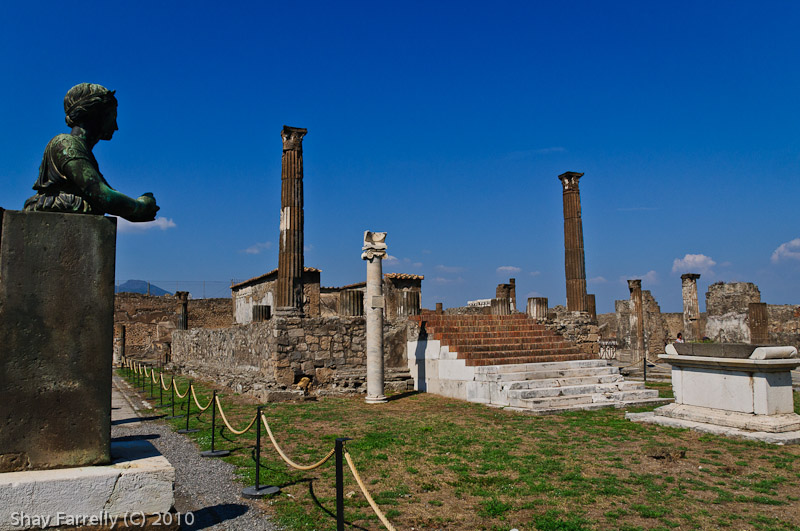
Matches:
[586,294,597,322]
[276,125,308,317]
[558,172,588,312]
[113,324,126,365]
[362,231,388,404]
[527,297,548,320]
[176,291,189,330]
[681,273,701,341]
[749,302,769,344]
[628,279,645,362]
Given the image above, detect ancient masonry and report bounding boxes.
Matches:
[681,273,701,341]
[276,125,307,316]
[559,171,588,312]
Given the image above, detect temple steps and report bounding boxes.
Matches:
[408,315,668,414]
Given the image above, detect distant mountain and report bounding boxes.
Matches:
[116,280,172,296]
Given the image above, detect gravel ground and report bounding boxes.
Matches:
[112,375,281,531]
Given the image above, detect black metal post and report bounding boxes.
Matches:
[165,376,183,420]
[643,355,647,383]
[159,372,164,406]
[149,370,154,399]
[201,391,230,458]
[242,406,279,498]
[177,382,199,434]
[335,437,352,531]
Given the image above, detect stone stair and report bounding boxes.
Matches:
[407,314,668,414]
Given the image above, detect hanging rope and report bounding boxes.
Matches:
[344,450,397,531]
[174,380,190,399]
[214,395,258,434]
[160,372,172,391]
[260,414,335,471]
[191,385,214,411]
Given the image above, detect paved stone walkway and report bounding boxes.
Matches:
[112,375,281,531]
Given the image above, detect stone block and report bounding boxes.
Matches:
[0,211,116,472]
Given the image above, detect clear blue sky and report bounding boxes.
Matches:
[3,1,800,312]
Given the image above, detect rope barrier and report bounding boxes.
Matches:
[344,450,397,531]
[215,395,259,434]
[191,385,214,411]
[260,414,335,471]
[174,380,190,399]
[160,372,172,391]
[152,369,160,384]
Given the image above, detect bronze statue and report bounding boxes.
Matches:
[24,83,159,222]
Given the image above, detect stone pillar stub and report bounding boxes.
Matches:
[362,231,387,404]
[527,297,548,320]
[0,211,115,471]
[276,125,307,315]
[680,273,701,341]
[559,171,588,312]
[176,290,189,330]
[749,302,769,345]
[628,279,645,362]
[586,294,597,322]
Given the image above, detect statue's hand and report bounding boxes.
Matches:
[133,193,159,222]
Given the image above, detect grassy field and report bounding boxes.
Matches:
[120,368,800,531]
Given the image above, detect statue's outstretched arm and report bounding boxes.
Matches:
[64,160,159,222]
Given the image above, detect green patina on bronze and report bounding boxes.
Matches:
[23,83,159,222]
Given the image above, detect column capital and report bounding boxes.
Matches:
[281,125,307,152]
[558,171,584,191]
[627,279,642,292]
[681,273,701,282]
[361,231,387,260]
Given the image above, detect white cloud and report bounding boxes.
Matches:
[304,244,314,252]
[384,254,400,264]
[431,276,464,285]
[116,217,176,234]
[412,262,423,268]
[529,271,541,277]
[241,241,272,254]
[526,291,543,298]
[620,270,658,285]
[672,253,716,275]
[771,238,800,263]
[496,265,522,275]
[436,265,465,273]
[588,276,607,284]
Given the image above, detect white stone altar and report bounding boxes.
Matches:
[627,344,800,444]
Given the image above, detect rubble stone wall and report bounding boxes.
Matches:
[171,316,413,399]
[705,282,761,343]
[543,306,599,355]
[114,293,232,357]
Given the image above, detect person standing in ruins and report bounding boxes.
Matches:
[675,332,685,343]
[24,83,159,222]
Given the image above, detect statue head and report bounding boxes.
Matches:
[64,83,118,139]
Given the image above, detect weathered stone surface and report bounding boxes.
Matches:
[0,439,174,529]
[0,211,115,471]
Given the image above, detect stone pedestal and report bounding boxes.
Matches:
[0,211,116,471]
[362,231,387,404]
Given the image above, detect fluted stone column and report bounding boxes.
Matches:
[339,290,364,317]
[680,273,701,341]
[527,297,548,320]
[276,126,307,316]
[559,172,588,312]
[176,291,189,330]
[586,294,597,322]
[113,324,125,366]
[362,231,387,404]
[748,302,769,344]
[628,279,645,362]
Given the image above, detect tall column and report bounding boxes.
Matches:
[362,231,387,404]
[680,273,701,341]
[276,125,308,316]
[628,279,645,362]
[558,172,588,312]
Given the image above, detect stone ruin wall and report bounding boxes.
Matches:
[541,306,600,355]
[612,291,670,354]
[114,293,233,358]
[171,316,413,400]
[704,282,761,343]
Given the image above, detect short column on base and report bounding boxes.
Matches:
[362,231,387,404]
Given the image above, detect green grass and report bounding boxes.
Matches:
[117,366,800,530]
